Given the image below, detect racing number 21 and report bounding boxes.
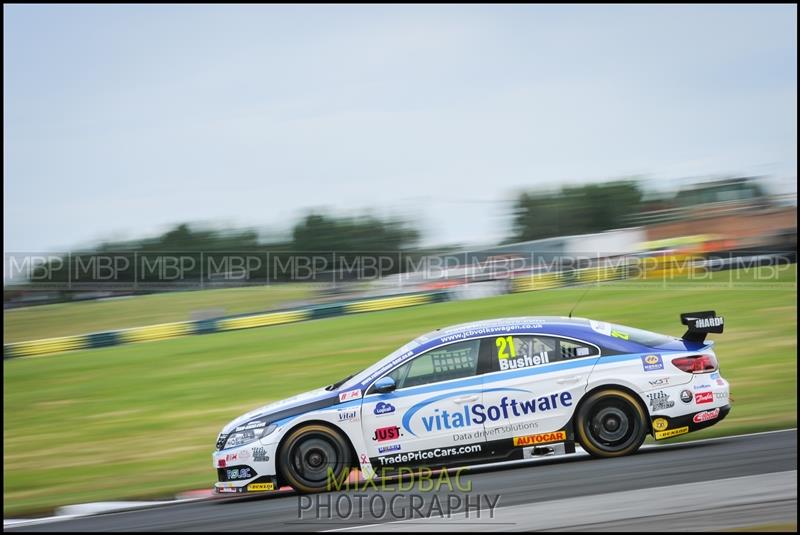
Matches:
[496,336,517,359]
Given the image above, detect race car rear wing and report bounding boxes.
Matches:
[681,311,724,343]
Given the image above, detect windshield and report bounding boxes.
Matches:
[338,338,423,390]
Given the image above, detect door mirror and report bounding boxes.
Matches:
[373,376,397,393]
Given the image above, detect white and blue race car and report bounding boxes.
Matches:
[213,312,729,494]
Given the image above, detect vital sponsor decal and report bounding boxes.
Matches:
[512,430,566,447]
[647,391,674,411]
[372,426,402,442]
[695,392,714,404]
[252,447,269,463]
[247,483,275,492]
[693,408,720,423]
[680,390,693,403]
[641,354,664,372]
[402,389,573,437]
[652,418,669,432]
[654,426,689,440]
[375,444,483,466]
[338,409,358,422]
[339,389,362,403]
[377,444,401,454]
[374,402,396,416]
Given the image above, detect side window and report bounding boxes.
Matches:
[492,335,557,371]
[385,340,481,390]
[558,339,599,360]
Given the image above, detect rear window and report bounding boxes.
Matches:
[608,324,674,347]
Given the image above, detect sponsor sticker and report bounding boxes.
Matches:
[693,408,720,423]
[654,426,689,440]
[611,329,630,340]
[652,418,669,431]
[649,377,670,387]
[217,487,239,494]
[247,483,275,492]
[680,390,693,403]
[377,444,401,454]
[372,426,402,442]
[647,391,674,411]
[694,317,723,329]
[338,409,358,422]
[695,391,713,404]
[252,447,269,462]
[339,389,362,403]
[641,354,664,372]
[235,420,267,432]
[374,402,396,416]
[225,467,254,480]
[404,390,573,436]
[512,430,566,447]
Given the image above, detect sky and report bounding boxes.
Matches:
[3,4,797,252]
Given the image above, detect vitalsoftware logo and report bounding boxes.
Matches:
[402,388,573,436]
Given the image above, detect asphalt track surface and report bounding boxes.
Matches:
[8,429,797,532]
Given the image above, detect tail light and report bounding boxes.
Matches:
[671,354,718,373]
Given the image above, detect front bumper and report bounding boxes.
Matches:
[212,440,280,494]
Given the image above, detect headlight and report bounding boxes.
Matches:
[223,423,276,449]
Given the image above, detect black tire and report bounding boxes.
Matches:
[575,389,647,458]
[278,424,353,493]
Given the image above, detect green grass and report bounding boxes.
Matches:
[3,284,317,343]
[3,266,797,516]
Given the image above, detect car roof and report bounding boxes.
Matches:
[413,316,594,344]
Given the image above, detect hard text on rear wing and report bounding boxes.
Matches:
[681,311,724,343]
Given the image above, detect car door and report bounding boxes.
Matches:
[479,334,600,448]
[360,339,490,470]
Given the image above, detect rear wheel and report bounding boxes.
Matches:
[278,424,352,492]
[575,389,647,457]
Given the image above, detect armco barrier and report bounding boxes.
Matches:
[3,291,448,360]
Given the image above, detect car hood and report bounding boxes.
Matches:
[221,386,338,434]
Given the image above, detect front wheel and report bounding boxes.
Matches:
[278,424,353,492]
[575,389,647,457]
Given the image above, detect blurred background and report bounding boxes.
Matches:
[3,3,796,520]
